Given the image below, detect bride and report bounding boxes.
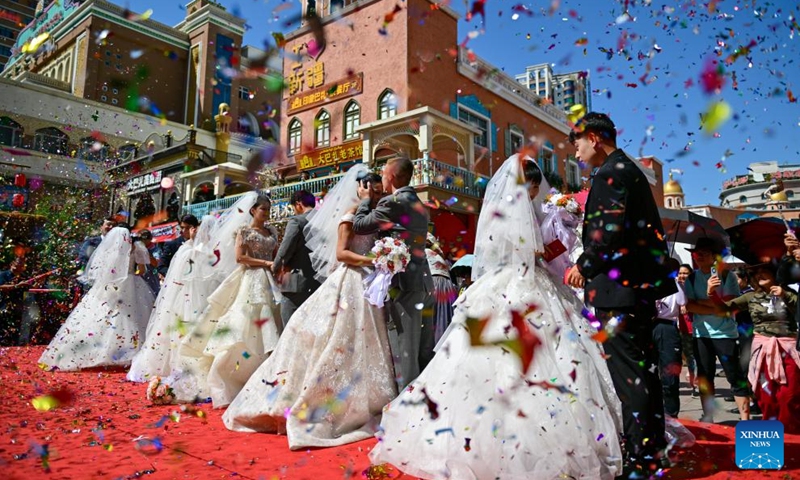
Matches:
[222,164,397,449]
[39,227,155,371]
[127,215,217,382]
[172,192,283,407]
[369,154,623,479]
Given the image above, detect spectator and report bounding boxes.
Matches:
[0,257,28,346]
[426,233,457,343]
[677,263,698,397]
[158,215,198,279]
[136,230,161,296]
[684,237,750,422]
[653,258,685,417]
[710,262,799,432]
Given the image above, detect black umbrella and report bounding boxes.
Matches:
[726,217,800,266]
[659,207,730,255]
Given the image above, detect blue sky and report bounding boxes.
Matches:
[132,0,800,206]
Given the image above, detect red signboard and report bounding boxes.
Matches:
[133,222,180,243]
[287,73,364,114]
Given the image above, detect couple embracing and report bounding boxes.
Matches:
[222,156,434,449]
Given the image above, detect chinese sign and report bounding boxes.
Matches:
[135,222,180,244]
[296,140,363,171]
[126,170,162,194]
[287,73,364,114]
[286,41,326,96]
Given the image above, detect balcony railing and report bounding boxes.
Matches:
[183,158,487,220]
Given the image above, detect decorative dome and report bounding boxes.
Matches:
[664,173,684,195]
[769,191,789,202]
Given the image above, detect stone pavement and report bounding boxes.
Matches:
[675,370,753,426]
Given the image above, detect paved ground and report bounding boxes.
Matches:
[676,371,751,426]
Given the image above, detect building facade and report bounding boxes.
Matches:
[2,0,280,140]
[0,0,39,71]
[514,63,591,114]
[720,161,800,210]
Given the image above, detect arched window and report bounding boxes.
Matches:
[739,195,748,204]
[117,144,138,162]
[666,198,673,208]
[78,136,108,162]
[315,110,330,147]
[343,101,361,140]
[288,118,302,154]
[0,116,23,147]
[34,127,68,155]
[787,190,795,198]
[378,89,397,120]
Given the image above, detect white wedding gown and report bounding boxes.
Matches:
[39,242,154,371]
[127,236,219,382]
[222,214,397,449]
[172,226,283,407]
[369,265,623,479]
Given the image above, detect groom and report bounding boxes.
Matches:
[353,156,434,390]
[566,113,676,477]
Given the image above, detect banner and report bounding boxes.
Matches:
[133,222,180,243]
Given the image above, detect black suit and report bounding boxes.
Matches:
[353,186,434,389]
[577,149,676,466]
[157,236,185,277]
[272,212,320,322]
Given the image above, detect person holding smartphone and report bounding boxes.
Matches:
[684,237,750,422]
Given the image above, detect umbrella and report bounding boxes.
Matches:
[450,254,474,279]
[659,208,730,254]
[722,254,747,267]
[726,217,800,266]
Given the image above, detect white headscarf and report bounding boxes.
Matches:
[472,154,546,281]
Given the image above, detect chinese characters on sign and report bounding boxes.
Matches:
[126,170,163,194]
[286,42,326,95]
[287,73,364,114]
[296,140,364,171]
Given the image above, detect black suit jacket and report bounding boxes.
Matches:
[157,236,185,276]
[272,212,319,294]
[352,186,433,293]
[578,149,676,309]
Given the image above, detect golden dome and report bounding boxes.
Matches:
[770,191,789,202]
[664,173,684,195]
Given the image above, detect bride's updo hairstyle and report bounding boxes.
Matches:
[522,159,542,185]
[249,194,272,216]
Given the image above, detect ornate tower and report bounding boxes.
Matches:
[663,173,685,209]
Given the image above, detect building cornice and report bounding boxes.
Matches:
[175,3,246,36]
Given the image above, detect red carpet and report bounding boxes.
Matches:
[1,346,798,480]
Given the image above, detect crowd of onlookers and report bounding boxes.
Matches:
[654,235,799,433]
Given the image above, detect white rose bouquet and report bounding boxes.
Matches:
[363,237,411,308]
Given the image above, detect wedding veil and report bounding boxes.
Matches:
[79,227,133,286]
[207,192,259,281]
[305,163,369,282]
[472,154,544,281]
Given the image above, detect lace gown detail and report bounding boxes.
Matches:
[222,214,397,449]
[173,226,283,407]
[369,265,624,480]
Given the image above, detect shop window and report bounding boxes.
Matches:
[378,89,397,120]
[315,110,330,147]
[288,118,302,154]
[343,101,360,140]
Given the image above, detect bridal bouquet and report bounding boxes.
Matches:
[544,192,582,216]
[364,237,411,308]
[146,376,176,405]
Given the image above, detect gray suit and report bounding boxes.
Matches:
[272,212,320,323]
[353,186,434,390]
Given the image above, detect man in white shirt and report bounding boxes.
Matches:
[654,258,686,417]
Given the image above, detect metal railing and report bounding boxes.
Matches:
[182,158,487,220]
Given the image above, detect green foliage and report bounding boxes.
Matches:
[33,188,98,278]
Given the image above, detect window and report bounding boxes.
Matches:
[539,142,556,175]
[0,117,23,148]
[343,101,360,140]
[315,110,330,147]
[457,106,488,148]
[378,89,397,119]
[567,158,581,188]
[34,127,68,155]
[118,144,138,162]
[78,136,108,162]
[509,126,524,154]
[238,86,251,100]
[288,118,302,154]
[739,195,748,204]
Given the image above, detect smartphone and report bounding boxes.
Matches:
[710,266,718,277]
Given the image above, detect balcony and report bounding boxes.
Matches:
[183,158,487,220]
